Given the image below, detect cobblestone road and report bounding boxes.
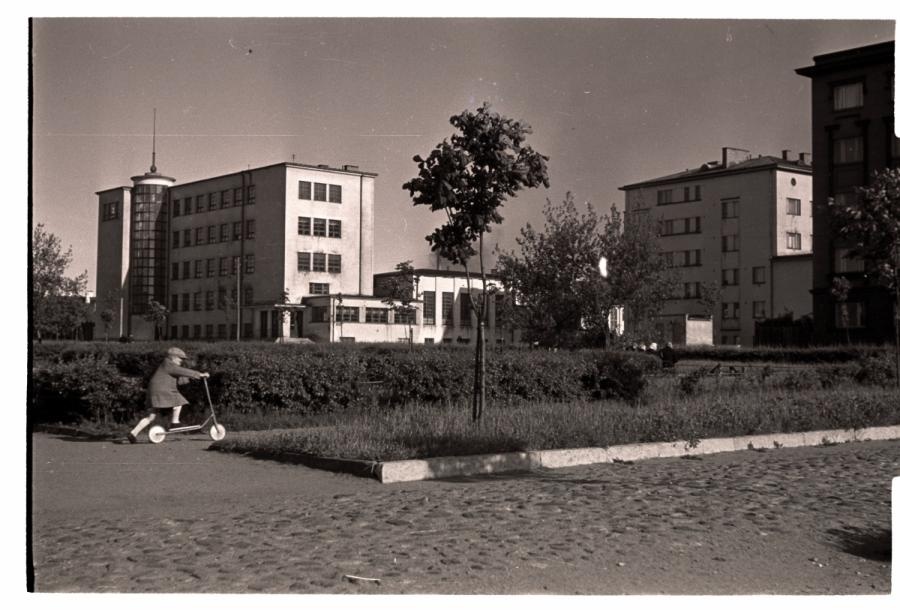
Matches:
[31,433,897,594]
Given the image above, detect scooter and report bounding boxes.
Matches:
[148,377,226,444]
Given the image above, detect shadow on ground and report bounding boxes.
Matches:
[827,526,892,562]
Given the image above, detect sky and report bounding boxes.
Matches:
[29,15,897,294]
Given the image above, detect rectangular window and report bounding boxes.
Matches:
[753,301,767,319]
[664,251,675,268]
[313,218,327,237]
[182,261,190,279]
[194,260,204,279]
[686,249,702,266]
[694,185,702,200]
[217,287,227,309]
[394,309,416,325]
[442,292,454,326]
[722,234,739,252]
[183,229,191,247]
[662,219,675,236]
[328,219,341,238]
[423,291,436,325]
[834,247,866,273]
[231,256,239,275]
[833,136,863,164]
[833,81,864,111]
[460,293,473,327]
[313,252,326,272]
[209,191,220,210]
[244,254,255,274]
[207,258,215,278]
[102,201,119,221]
[786,232,802,250]
[297,252,311,271]
[752,266,767,284]
[309,283,329,295]
[787,198,801,216]
[247,185,256,205]
[233,188,243,207]
[722,199,739,219]
[365,307,389,323]
[196,194,206,212]
[183,197,193,215]
[170,325,178,339]
[171,294,179,312]
[217,324,227,339]
[171,262,179,280]
[328,184,342,203]
[205,324,214,339]
[657,189,673,205]
[195,227,205,245]
[260,311,269,339]
[298,217,311,235]
[207,226,217,244]
[327,254,341,273]
[181,294,190,312]
[311,306,327,322]
[722,302,740,319]
[245,219,255,240]
[314,183,327,201]
[336,306,359,323]
[221,190,231,208]
[193,325,202,340]
[244,286,253,306]
[193,292,202,311]
[220,224,229,242]
[722,268,739,286]
[683,186,690,202]
[835,302,866,328]
[683,282,700,299]
[172,199,181,217]
[219,257,229,276]
[299,181,312,200]
[232,221,242,241]
[206,291,215,311]
[182,325,189,339]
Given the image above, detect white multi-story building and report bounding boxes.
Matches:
[620,147,813,346]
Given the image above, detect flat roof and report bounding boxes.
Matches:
[796,40,895,77]
[619,155,811,191]
[172,161,378,190]
[374,268,502,281]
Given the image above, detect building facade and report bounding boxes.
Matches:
[796,41,898,345]
[620,147,813,346]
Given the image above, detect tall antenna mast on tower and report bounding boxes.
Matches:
[150,108,158,173]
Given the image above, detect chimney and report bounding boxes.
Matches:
[722,147,752,167]
[342,164,359,172]
[781,149,793,161]
[799,152,812,165]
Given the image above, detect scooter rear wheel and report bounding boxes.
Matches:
[148,425,167,444]
[209,424,226,441]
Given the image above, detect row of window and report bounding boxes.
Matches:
[172,186,256,216]
[658,185,702,205]
[170,323,253,341]
[298,217,341,238]
[298,181,342,203]
[173,220,255,248]
[171,255,255,280]
[722,301,768,319]
[170,286,254,312]
[310,306,417,325]
[664,249,702,268]
[297,252,342,274]
[661,216,701,236]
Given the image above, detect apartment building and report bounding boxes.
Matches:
[96,160,376,341]
[796,40,898,344]
[620,147,813,346]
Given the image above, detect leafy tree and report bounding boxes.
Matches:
[830,167,900,382]
[32,224,90,341]
[403,102,550,421]
[601,205,680,341]
[495,193,608,347]
[143,299,169,341]
[380,261,419,347]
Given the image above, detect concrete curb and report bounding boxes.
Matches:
[376,424,900,484]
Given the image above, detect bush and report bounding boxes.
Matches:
[581,352,657,403]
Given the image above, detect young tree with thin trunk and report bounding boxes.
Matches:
[403,103,550,422]
[32,224,90,341]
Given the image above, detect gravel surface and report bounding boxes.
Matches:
[30,432,897,594]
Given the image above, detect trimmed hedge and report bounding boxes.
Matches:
[30,342,660,425]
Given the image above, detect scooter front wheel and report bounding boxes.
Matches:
[209,424,226,441]
[148,425,167,444]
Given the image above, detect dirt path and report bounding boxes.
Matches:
[31,433,897,594]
